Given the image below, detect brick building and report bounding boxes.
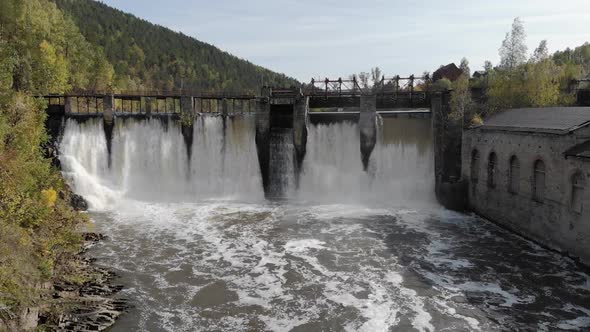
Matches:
[462,107,590,264]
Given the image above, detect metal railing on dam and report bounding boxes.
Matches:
[40,75,433,116]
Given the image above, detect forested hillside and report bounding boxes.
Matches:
[53,0,298,93]
[0,0,114,94]
[1,0,92,327]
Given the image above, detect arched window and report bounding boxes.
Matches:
[572,172,585,214]
[508,155,520,194]
[487,152,497,188]
[471,149,480,184]
[533,160,546,202]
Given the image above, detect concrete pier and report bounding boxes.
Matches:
[180,96,195,162]
[102,95,115,168]
[103,95,115,122]
[432,91,466,210]
[293,96,308,183]
[145,97,152,116]
[222,98,229,116]
[359,94,377,171]
[64,96,74,114]
[180,96,194,117]
[255,89,272,195]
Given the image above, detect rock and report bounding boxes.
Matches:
[43,256,128,332]
[82,233,107,243]
[70,194,89,211]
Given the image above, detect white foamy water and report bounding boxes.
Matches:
[60,116,264,206]
[298,118,434,205]
[59,115,590,331]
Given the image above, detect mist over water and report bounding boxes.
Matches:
[59,115,590,331]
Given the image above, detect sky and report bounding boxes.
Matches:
[99,0,590,82]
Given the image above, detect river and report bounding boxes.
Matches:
[59,115,590,331]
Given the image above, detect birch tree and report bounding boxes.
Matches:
[499,17,527,69]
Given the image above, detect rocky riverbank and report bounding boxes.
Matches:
[39,232,128,331]
[1,232,127,332]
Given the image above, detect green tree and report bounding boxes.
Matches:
[430,78,452,92]
[532,40,549,62]
[486,59,580,112]
[33,40,69,93]
[449,74,474,123]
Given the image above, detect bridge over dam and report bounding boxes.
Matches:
[43,75,461,206]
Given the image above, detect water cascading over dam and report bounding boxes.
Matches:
[57,113,590,331]
[60,116,265,207]
[59,114,434,205]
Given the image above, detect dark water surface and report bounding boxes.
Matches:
[86,203,589,332]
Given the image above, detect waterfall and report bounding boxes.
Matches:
[267,128,296,198]
[59,115,434,209]
[298,117,435,205]
[59,116,264,210]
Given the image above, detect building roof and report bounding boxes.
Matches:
[565,140,590,160]
[433,63,463,82]
[480,107,590,134]
[472,71,488,78]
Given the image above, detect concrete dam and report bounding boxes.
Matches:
[45,88,590,331]
[54,92,434,205]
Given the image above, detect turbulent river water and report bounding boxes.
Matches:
[59,115,590,331]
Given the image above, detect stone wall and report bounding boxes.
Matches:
[432,92,467,210]
[462,128,590,264]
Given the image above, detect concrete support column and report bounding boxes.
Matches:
[293,97,308,184]
[221,98,229,116]
[359,94,377,171]
[181,96,194,117]
[145,97,152,116]
[432,92,444,188]
[102,94,115,168]
[432,91,467,210]
[180,96,195,163]
[255,89,271,195]
[64,96,74,114]
[103,94,115,123]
